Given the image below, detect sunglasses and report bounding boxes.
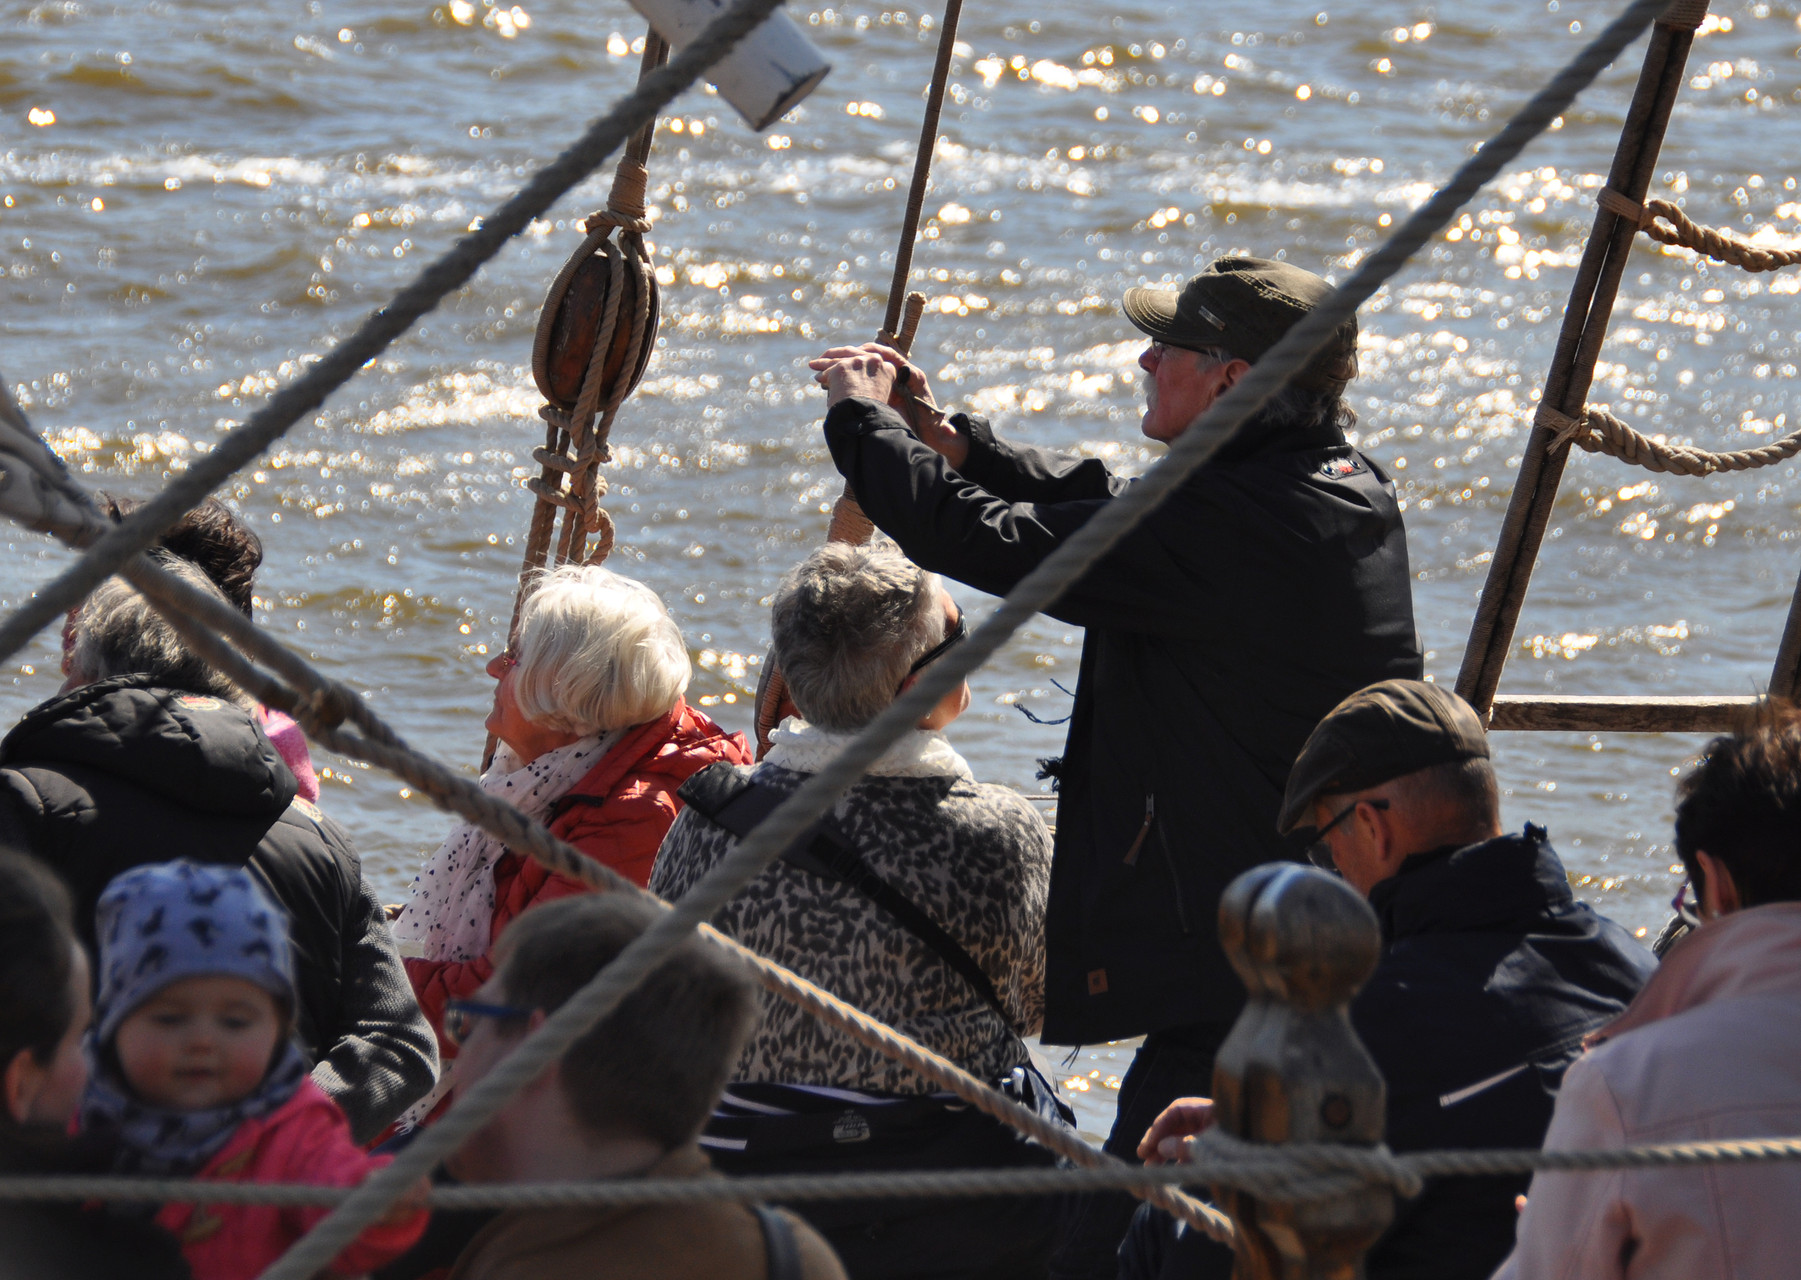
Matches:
[443,998,533,1047]
[1670,879,1701,929]
[897,609,968,694]
[1306,798,1390,870]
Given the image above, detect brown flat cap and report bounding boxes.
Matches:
[1278,680,1490,835]
[1122,256,1359,393]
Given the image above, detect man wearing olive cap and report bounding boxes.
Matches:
[810,257,1421,1277]
[1128,679,1654,1280]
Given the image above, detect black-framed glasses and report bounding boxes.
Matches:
[444,998,534,1047]
[1306,798,1391,870]
[898,609,968,693]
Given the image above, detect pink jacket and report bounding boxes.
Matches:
[156,1079,426,1280]
[1494,902,1801,1280]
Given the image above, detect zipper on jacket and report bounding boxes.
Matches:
[1153,819,1194,935]
[1122,793,1156,866]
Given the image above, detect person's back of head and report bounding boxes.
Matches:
[1675,701,1801,912]
[66,553,251,708]
[770,542,944,732]
[0,849,85,1134]
[495,893,760,1149]
[101,496,263,618]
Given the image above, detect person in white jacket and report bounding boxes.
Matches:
[1494,704,1801,1280]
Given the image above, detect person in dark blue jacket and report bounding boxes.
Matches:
[1126,680,1657,1280]
[809,257,1422,1279]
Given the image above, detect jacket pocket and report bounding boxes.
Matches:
[1120,793,1194,937]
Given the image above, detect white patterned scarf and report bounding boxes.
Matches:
[393,731,620,963]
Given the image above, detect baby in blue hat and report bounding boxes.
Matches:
[80,860,425,1279]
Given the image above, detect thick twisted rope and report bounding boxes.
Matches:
[0,1,1673,1271]
[0,0,789,669]
[1537,402,1801,475]
[1599,187,1801,272]
[204,2,1683,1272]
[10,1134,1801,1210]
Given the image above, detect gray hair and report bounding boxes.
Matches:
[69,554,252,708]
[770,542,944,732]
[1188,347,1356,437]
[512,565,690,735]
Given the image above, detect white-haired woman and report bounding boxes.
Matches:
[399,565,749,1065]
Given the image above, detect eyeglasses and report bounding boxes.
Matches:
[898,608,968,694]
[492,649,518,673]
[443,998,534,1047]
[1148,341,1228,365]
[1306,798,1390,870]
[1670,879,1701,929]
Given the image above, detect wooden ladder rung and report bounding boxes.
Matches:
[1488,694,1759,733]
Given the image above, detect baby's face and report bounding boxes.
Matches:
[113,976,284,1112]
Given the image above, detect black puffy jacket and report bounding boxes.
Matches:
[825,398,1421,1042]
[0,675,437,1141]
[1353,828,1658,1280]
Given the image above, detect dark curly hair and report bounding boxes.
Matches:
[1673,700,1801,910]
[101,495,263,617]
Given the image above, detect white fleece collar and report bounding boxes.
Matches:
[763,717,973,779]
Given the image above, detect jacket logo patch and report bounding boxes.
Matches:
[1087,968,1109,996]
[831,1111,872,1144]
[175,694,223,710]
[1319,456,1365,479]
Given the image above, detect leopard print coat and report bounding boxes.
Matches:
[649,731,1051,1095]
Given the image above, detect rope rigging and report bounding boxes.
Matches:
[0,2,1740,1278]
[6,1131,1801,1210]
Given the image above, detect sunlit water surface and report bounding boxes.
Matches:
[6,0,1800,1133]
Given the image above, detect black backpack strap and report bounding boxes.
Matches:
[752,1203,805,1280]
[678,764,1019,1035]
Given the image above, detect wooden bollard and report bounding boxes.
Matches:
[1211,863,1390,1280]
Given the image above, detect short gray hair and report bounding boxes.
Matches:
[69,554,251,707]
[770,543,944,732]
[512,565,690,735]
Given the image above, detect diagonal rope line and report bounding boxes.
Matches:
[0,1,1672,1273]
[7,1134,1801,1209]
[0,0,792,668]
[251,1,1669,1273]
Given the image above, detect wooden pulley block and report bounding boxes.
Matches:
[532,237,661,413]
[1212,863,1390,1280]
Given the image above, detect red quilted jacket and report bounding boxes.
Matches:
[405,700,748,1057]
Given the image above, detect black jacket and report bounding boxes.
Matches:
[0,676,437,1141]
[825,398,1420,1041]
[1352,828,1658,1280]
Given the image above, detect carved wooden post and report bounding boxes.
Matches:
[1211,863,1389,1280]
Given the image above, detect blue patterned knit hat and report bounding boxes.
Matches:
[93,860,295,1047]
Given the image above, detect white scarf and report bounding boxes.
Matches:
[393,731,620,963]
[763,716,973,779]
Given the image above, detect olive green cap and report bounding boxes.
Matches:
[1122,255,1359,393]
[1278,680,1490,835]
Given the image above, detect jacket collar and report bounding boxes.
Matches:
[1368,825,1572,942]
[553,702,688,806]
[1594,901,1801,1045]
[467,1143,714,1250]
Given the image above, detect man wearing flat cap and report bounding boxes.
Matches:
[1128,679,1656,1280]
[809,257,1422,1277]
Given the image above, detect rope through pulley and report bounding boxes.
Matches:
[515,32,667,594]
